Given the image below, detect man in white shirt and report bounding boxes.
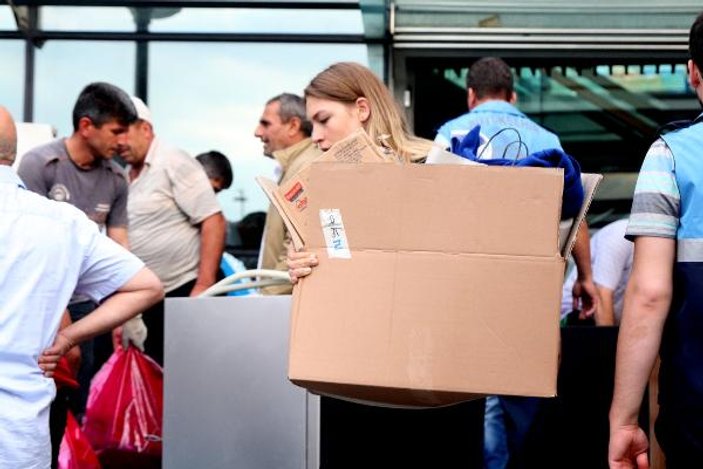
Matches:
[561,219,633,325]
[0,105,163,469]
[119,97,226,365]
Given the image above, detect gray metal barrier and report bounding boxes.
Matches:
[164,295,319,469]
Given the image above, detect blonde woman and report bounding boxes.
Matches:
[305,61,433,161]
[288,62,435,280]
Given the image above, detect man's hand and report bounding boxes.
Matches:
[190,282,212,297]
[570,221,601,319]
[572,276,600,319]
[287,248,318,284]
[38,332,76,378]
[113,316,148,351]
[608,424,649,468]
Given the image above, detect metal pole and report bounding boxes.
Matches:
[22,5,38,122]
[133,8,150,102]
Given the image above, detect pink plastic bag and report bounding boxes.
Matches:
[83,347,163,462]
[58,411,101,469]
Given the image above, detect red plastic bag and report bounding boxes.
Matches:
[82,347,163,462]
[58,411,101,469]
[54,356,80,390]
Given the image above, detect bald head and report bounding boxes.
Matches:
[0,106,17,166]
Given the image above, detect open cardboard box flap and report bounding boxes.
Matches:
[256,129,393,251]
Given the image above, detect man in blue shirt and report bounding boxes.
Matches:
[435,57,600,469]
[435,57,562,161]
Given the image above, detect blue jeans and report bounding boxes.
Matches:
[484,395,509,469]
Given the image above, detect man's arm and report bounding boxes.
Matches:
[107,226,129,249]
[17,152,49,195]
[596,286,616,326]
[570,221,601,320]
[106,174,130,249]
[39,267,163,375]
[58,309,81,375]
[190,212,226,297]
[591,221,632,326]
[106,225,131,349]
[609,236,674,468]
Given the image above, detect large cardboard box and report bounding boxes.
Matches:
[257,131,600,408]
[288,163,569,407]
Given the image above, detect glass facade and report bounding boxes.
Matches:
[0,5,16,30]
[2,1,702,227]
[33,41,135,137]
[413,59,698,224]
[392,0,697,30]
[0,40,25,120]
[40,7,136,31]
[426,62,698,168]
[148,41,367,220]
[148,8,364,34]
[1,3,371,222]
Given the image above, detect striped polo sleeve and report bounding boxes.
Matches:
[626,138,680,240]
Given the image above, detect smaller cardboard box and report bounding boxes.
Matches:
[288,163,570,407]
[256,129,392,249]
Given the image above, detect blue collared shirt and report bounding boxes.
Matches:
[0,165,144,468]
[434,100,563,160]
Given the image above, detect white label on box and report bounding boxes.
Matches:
[319,209,351,259]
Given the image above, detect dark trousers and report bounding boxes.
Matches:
[67,300,97,417]
[142,279,197,366]
[656,407,703,468]
[320,396,485,468]
[49,387,71,469]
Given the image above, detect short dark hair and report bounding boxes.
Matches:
[196,150,233,190]
[690,12,703,71]
[267,93,312,137]
[72,82,137,132]
[467,57,514,101]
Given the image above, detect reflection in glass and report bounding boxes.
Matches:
[34,41,134,137]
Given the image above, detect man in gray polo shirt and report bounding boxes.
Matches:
[18,81,137,416]
[119,96,226,365]
[19,82,134,245]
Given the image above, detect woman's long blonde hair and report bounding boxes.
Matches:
[304,62,434,162]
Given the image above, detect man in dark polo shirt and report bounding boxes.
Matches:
[17,82,137,416]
